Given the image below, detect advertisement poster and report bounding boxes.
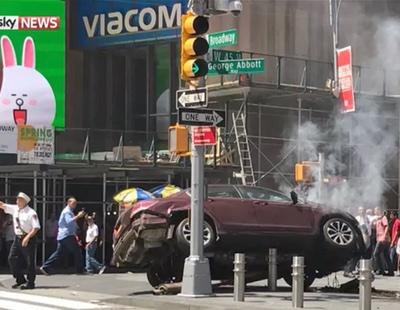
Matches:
[0,125,17,153]
[0,0,65,129]
[17,125,54,164]
[337,46,355,113]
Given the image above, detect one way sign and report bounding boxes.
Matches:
[178,108,226,127]
[176,87,208,108]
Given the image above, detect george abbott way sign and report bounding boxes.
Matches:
[208,58,265,75]
[75,0,188,47]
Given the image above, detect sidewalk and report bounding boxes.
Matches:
[0,272,399,310]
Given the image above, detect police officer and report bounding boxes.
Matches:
[0,192,40,290]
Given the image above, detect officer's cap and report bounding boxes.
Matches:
[17,192,31,204]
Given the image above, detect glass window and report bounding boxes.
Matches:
[207,186,240,198]
[238,187,291,202]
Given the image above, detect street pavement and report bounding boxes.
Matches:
[0,271,399,310]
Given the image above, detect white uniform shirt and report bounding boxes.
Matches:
[86,223,99,243]
[3,204,41,236]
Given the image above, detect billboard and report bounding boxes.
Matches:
[75,0,188,48]
[337,46,355,113]
[0,0,65,128]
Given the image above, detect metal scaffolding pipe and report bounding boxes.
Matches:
[42,172,47,266]
[33,171,38,211]
[4,173,9,203]
[102,173,107,265]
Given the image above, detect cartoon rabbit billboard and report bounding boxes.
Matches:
[0,35,56,126]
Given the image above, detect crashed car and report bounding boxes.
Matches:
[112,185,365,288]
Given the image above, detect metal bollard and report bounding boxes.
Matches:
[359,259,373,310]
[233,253,245,302]
[292,256,304,308]
[268,248,278,291]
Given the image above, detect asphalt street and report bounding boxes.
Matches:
[0,271,399,310]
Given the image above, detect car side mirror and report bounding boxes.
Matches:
[290,191,298,205]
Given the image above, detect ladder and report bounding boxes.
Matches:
[232,112,256,186]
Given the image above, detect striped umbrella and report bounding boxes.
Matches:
[151,184,182,198]
[113,187,154,204]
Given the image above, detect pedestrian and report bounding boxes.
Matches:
[373,207,394,276]
[2,214,15,267]
[344,207,371,277]
[396,234,400,276]
[40,197,86,275]
[389,211,400,271]
[0,193,41,289]
[85,215,106,274]
[45,212,58,257]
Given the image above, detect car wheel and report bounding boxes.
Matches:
[323,218,356,250]
[175,218,215,253]
[283,274,315,290]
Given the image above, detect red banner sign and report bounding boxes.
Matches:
[193,126,216,146]
[337,46,355,113]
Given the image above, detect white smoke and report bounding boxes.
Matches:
[278,18,400,210]
[279,101,397,210]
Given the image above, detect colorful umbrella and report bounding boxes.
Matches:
[113,187,154,204]
[151,184,182,198]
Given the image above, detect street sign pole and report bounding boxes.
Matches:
[181,127,212,296]
[180,2,212,296]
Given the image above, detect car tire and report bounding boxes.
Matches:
[283,274,315,290]
[175,218,215,253]
[322,217,357,250]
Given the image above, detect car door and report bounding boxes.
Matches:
[205,185,259,235]
[236,186,315,234]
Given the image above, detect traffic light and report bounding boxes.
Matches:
[169,124,189,154]
[295,163,315,183]
[180,12,209,81]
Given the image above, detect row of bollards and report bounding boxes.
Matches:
[232,251,373,310]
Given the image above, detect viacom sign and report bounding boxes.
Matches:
[75,0,188,47]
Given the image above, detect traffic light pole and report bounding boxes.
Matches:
[180,0,213,297]
[180,128,212,296]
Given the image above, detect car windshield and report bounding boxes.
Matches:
[238,186,291,202]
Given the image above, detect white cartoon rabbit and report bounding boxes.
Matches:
[0,35,56,126]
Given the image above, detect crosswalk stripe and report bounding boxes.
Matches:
[0,291,106,309]
[0,299,60,310]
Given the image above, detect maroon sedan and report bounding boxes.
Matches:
[112,185,365,288]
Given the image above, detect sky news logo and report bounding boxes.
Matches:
[0,16,60,30]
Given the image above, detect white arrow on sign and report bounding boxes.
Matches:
[181,110,224,126]
[178,92,206,107]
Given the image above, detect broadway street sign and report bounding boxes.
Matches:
[207,29,237,48]
[178,108,225,128]
[208,58,265,75]
[176,87,208,108]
